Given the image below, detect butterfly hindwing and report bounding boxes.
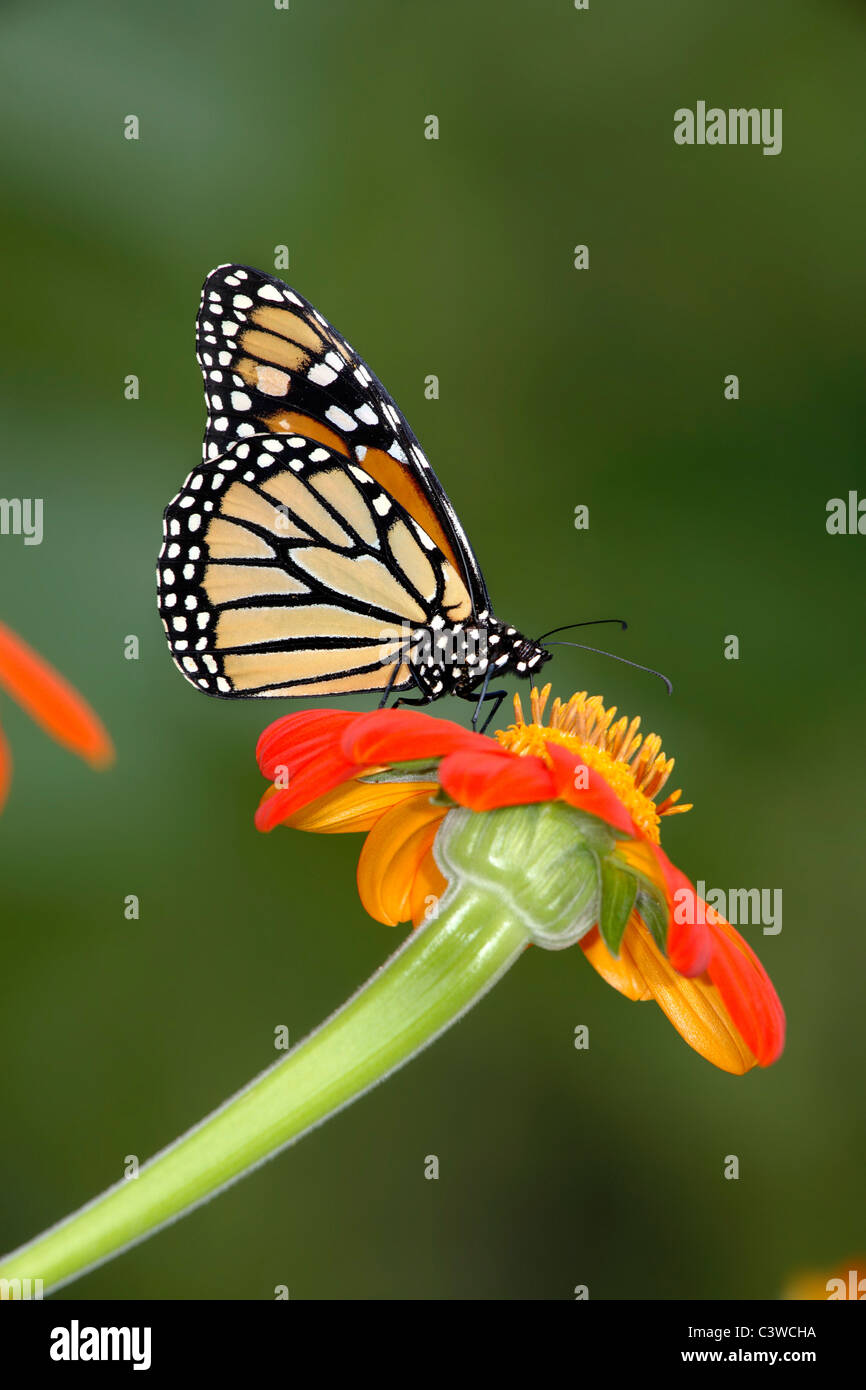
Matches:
[157,432,474,699]
[195,264,489,611]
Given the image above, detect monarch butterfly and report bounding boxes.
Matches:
[157,263,552,727]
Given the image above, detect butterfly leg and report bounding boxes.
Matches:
[377,660,406,710]
[458,665,508,733]
[381,662,434,712]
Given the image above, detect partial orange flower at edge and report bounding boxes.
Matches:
[0,620,114,811]
[254,687,785,1077]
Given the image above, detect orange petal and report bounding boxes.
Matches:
[410,846,449,928]
[580,925,651,1001]
[611,838,666,892]
[624,917,757,1074]
[0,719,11,812]
[705,913,785,1067]
[0,621,113,767]
[356,795,448,926]
[283,776,432,834]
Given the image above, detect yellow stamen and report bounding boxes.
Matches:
[498,685,692,844]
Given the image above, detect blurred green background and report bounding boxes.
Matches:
[1,0,863,1299]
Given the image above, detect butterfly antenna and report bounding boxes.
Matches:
[535,618,628,643]
[544,641,673,695]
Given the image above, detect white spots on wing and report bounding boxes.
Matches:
[210,394,223,410]
[188,513,202,532]
[354,404,378,426]
[372,494,391,516]
[354,365,372,387]
[257,284,283,302]
[214,417,228,431]
[233,294,253,309]
[383,403,401,430]
[222,321,239,336]
[308,362,338,387]
[350,465,371,483]
[387,441,408,463]
[355,445,367,462]
[231,390,252,411]
[324,351,344,372]
[309,448,331,462]
[325,405,357,432]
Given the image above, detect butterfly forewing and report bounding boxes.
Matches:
[157,433,475,699]
[195,264,489,610]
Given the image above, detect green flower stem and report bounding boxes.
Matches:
[0,886,530,1295]
[1,799,612,1296]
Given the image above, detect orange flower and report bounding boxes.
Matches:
[0,620,113,811]
[256,687,785,1075]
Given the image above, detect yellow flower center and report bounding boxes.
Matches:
[495,684,692,844]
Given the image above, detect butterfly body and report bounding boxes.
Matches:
[157,264,549,721]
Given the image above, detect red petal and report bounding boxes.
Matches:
[648,845,712,976]
[546,741,637,837]
[342,707,490,765]
[706,916,786,1067]
[0,621,113,767]
[255,757,357,831]
[256,709,359,778]
[439,748,555,810]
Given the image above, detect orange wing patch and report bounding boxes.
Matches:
[260,411,351,456]
[356,447,463,575]
[249,305,323,352]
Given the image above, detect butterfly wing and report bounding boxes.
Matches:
[157,433,475,698]
[196,263,491,615]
